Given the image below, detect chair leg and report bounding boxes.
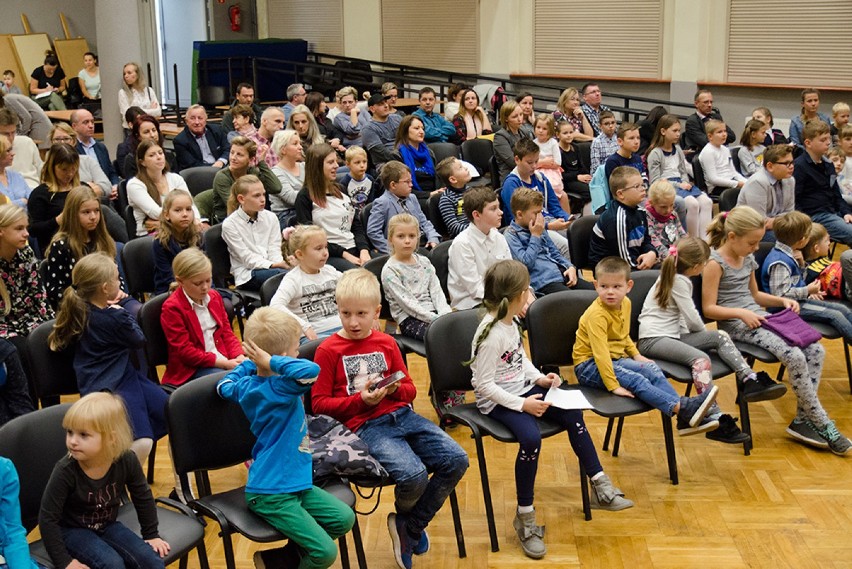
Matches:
[220,530,237,569]
[612,417,626,457]
[195,540,210,569]
[737,384,753,456]
[775,365,786,383]
[147,443,156,484]
[179,556,187,569]
[603,417,615,451]
[338,534,351,569]
[578,460,591,521]
[351,516,368,569]
[684,383,693,397]
[660,411,678,485]
[448,488,467,558]
[473,434,499,552]
[844,340,852,394]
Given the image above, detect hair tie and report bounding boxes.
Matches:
[71,284,78,290]
[668,244,678,259]
[281,226,296,241]
[721,211,729,220]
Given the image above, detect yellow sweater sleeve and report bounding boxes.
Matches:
[586,312,621,391]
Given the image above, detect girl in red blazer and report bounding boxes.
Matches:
[160,247,244,386]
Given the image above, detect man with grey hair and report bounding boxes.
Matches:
[173,104,230,170]
[250,107,286,168]
[282,83,307,123]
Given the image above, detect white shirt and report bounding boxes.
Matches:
[10,135,42,189]
[221,207,283,286]
[183,289,223,358]
[312,193,356,250]
[118,87,161,128]
[269,264,342,335]
[127,172,195,236]
[638,273,706,340]
[699,143,746,194]
[448,224,511,310]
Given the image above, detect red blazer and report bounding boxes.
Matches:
[160,288,243,386]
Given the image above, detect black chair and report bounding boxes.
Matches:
[0,403,209,569]
[363,255,426,358]
[179,166,221,197]
[428,239,452,301]
[575,141,592,172]
[524,290,679,480]
[137,292,171,382]
[124,204,139,242]
[428,142,461,165]
[460,138,496,187]
[117,178,129,215]
[166,373,366,569]
[691,154,709,196]
[719,187,741,212]
[427,193,449,239]
[360,202,375,249]
[426,309,589,554]
[197,85,229,116]
[121,235,156,301]
[205,223,256,334]
[729,146,743,175]
[568,214,599,272]
[259,271,286,306]
[26,319,78,408]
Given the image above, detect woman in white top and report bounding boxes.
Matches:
[269,129,305,228]
[294,143,370,271]
[127,140,199,236]
[77,52,101,101]
[118,62,161,128]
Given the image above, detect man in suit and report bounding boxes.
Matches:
[737,144,796,242]
[71,108,120,188]
[683,89,736,154]
[221,82,264,132]
[173,104,230,171]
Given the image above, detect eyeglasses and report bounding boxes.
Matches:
[773,160,794,167]
[620,183,645,192]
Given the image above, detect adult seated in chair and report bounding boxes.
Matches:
[72,109,119,187]
[282,83,307,123]
[221,82,264,133]
[249,107,286,168]
[737,144,796,242]
[580,83,612,137]
[29,51,66,111]
[173,105,230,171]
[682,90,736,155]
[1,108,42,190]
[362,93,403,169]
[0,91,52,150]
[121,114,177,178]
[412,87,458,144]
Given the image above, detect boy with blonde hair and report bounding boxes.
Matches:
[698,119,746,196]
[339,145,376,213]
[217,307,356,568]
[312,270,469,569]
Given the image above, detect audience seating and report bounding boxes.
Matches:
[26,319,78,408]
[427,142,460,164]
[258,271,286,306]
[121,235,156,301]
[0,403,209,568]
[137,292,171,383]
[729,146,743,176]
[691,154,709,196]
[363,255,426,357]
[427,193,449,239]
[719,187,740,212]
[460,139,497,187]
[568,214,599,272]
[205,223,255,334]
[124,204,139,242]
[194,189,215,221]
[180,166,221,197]
[428,239,452,300]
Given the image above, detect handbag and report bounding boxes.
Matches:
[307,414,388,483]
[761,308,822,348]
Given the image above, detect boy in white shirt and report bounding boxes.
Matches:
[698,119,746,197]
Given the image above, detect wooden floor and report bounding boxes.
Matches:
[141,332,852,569]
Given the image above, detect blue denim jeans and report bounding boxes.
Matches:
[61,522,165,569]
[810,212,852,247]
[800,299,852,342]
[356,407,469,536]
[239,268,287,291]
[575,357,679,415]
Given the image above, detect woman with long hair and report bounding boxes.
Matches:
[394,115,439,200]
[29,51,66,111]
[452,89,493,141]
[117,62,161,128]
[28,143,80,251]
[552,88,594,142]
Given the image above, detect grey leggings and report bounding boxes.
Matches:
[721,321,829,427]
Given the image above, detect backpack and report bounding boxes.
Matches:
[490,87,509,117]
[589,165,611,215]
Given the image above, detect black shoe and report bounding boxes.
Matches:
[739,372,787,402]
[254,543,301,569]
[705,414,751,444]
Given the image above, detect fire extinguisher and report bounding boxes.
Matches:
[229,4,241,32]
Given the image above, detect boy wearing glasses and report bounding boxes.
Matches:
[737,144,797,243]
[589,166,657,269]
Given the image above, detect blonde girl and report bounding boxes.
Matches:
[0,203,53,367]
[468,260,631,559]
[118,62,161,128]
[270,224,343,342]
[160,248,243,386]
[637,236,763,442]
[553,87,594,142]
[702,206,850,454]
[646,114,712,238]
[532,113,565,199]
[39,393,170,569]
[211,135,282,224]
[751,106,788,146]
[152,189,201,294]
[737,119,768,176]
[48,253,169,465]
[645,180,686,261]
[790,88,831,146]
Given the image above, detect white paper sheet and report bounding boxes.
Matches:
[544,387,594,410]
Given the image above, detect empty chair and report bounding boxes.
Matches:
[179,166,221,197]
[568,214,599,272]
[427,193,450,239]
[460,138,496,187]
[121,235,156,301]
[428,142,461,164]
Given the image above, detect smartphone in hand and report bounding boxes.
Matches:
[370,371,405,392]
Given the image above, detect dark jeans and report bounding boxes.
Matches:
[238,268,287,291]
[537,276,595,296]
[61,522,165,569]
[488,385,602,506]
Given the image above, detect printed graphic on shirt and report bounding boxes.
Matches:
[349,181,372,212]
[83,482,119,530]
[339,201,354,233]
[494,338,525,388]
[456,198,464,216]
[300,280,338,322]
[299,417,311,454]
[342,351,388,394]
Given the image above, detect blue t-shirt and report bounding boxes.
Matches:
[500,169,569,226]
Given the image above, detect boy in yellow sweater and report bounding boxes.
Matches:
[573,256,719,435]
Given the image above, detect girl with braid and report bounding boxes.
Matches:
[467,260,632,560]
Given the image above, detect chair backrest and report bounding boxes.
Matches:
[568,214,599,271]
[138,292,171,369]
[26,319,79,402]
[361,202,374,247]
[204,223,233,288]
[626,269,661,341]
[428,142,461,166]
[121,235,156,299]
[526,289,598,373]
[460,138,494,179]
[729,146,743,175]
[0,403,73,531]
[179,166,221,197]
[575,141,592,171]
[363,255,393,320]
[429,240,453,301]
[258,271,286,306]
[197,85,229,109]
[124,204,138,241]
[753,241,775,291]
[166,372,256,478]
[424,309,482,394]
[427,193,449,239]
[719,187,741,213]
[117,178,129,214]
[298,338,326,414]
[691,154,707,192]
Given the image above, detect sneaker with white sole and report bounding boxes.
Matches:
[677,415,719,436]
[387,512,413,569]
[676,385,718,428]
[815,421,852,456]
[590,474,634,511]
[786,419,829,449]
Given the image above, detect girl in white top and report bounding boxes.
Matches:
[269,129,305,227]
[468,260,631,559]
[532,114,565,204]
[698,119,746,195]
[294,143,370,272]
[380,213,450,341]
[270,224,342,342]
[737,119,768,176]
[127,140,199,236]
[637,236,760,440]
[118,62,161,128]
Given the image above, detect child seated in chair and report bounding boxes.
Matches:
[312,269,469,569]
[217,307,355,569]
[435,156,473,238]
[573,256,721,436]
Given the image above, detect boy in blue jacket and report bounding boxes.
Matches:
[217,307,355,569]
